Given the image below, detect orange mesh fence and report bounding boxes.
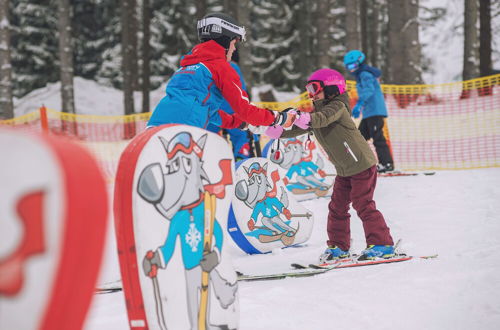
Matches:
[0,107,150,182]
[1,74,499,182]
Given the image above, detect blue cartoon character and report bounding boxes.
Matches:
[137,132,236,330]
[235,162,301,246]
[271,137,332,197]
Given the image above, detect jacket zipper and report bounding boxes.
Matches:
[344,141,358,162]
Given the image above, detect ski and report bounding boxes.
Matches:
[95,264,337,292]
[235,264,340,282]
[379,171,436,177]
[292,253,438,271]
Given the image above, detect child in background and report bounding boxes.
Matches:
[344,50,394,173]
[265,68,395,261]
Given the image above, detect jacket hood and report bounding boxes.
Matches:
[180,40,226,66]
[353,63,382,78]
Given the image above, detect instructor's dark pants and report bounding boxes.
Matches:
[358,116,393,165]
[327,166,394,251]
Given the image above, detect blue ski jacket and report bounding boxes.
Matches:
[148,41,275,129]
[352,64,388,118]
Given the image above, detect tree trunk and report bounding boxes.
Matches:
[129,0,139,91]
[224,0,238,20]
[57,0,75,114]
[196,0,207,19]
[369,0,380,67]
[463,0,479,81]
[316,0,331,68]
[142,0,151,113]
[387,0,422,85]
[405,0,422,85]
[345,0,360,51]
[461,0,479,98]
[237,0,252,96]
[297,0,313,83]
[0,0,14,119]
[360,0,368,56]
[479,0,492,77]
[121,0,135,118]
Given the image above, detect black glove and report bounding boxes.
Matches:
[200,250,220,272]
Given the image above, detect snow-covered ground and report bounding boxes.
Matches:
[85,167,500,330]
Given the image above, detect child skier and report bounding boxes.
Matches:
[264,68,395,261]
[344,50,395,173]
[147,12,294,131]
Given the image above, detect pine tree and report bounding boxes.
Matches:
[94,0,122,88]
[10,0,59,97]
[250,0,303,91]
[149,0,198,88]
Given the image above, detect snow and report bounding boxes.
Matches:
[85,167,500,330]
[13,77,168,117]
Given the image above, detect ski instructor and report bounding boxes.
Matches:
[147,12,295,130]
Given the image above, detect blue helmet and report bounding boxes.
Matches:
[343,50,366,72]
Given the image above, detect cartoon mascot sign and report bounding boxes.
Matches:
[0,128,108,330]
[114,124,238,330]
[263,136,335,201]
[228,158,314,254]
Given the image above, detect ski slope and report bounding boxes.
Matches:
[85,167,500,330]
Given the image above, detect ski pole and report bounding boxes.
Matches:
[198,192,216,330]
[290,212,313,219]
[152,276,168,330]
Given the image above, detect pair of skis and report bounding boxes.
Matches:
[237,240,437,281]
[237,253,438,282]
[95,253,438,290]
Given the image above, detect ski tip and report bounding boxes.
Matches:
[291,263,308,269]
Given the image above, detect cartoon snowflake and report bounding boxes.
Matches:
[185,223,201,252]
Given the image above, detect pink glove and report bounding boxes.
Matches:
[294,112,311,129]
[264,125,284,139]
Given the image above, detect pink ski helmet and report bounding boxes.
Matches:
[306,68,346,98]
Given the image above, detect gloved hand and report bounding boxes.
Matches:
[273,108,297,129]
[292,111,311,129]
[200,250,220,272]
[247,218,256,231]
[143,250,162,278]
[282,208,292,220]
[352,104,362,119]
[264,125,284,139]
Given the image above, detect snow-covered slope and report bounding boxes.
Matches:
[13,77,168,117]
[85,168,500,330]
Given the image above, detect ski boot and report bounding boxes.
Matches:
[376,163,394,173]
[319,246,350,264]
[358,245,395,261]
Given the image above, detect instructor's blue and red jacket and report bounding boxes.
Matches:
[148,40,275,129]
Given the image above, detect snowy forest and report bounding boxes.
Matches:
[0,0,499,119]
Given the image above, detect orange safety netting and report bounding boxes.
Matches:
[1,74,499,182]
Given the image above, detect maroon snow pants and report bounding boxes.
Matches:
[327,165,394,251]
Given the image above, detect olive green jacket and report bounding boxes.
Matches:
[281,93,376,177]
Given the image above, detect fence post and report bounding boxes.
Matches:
[40,106,49,133]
